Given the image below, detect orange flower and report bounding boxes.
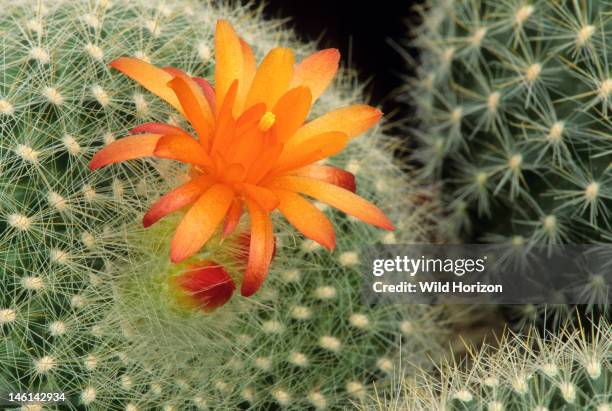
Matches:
[90,20,394,298]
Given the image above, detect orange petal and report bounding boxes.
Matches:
[245,143,284,184]
[288,105,382,149]
[89,134,160,170]
[291,165,356,192]
[130,122,194,140]
[290,49,340,102]
[241,199,274,296]
[241,183,280,212]
[162,67,216,127]
[161,66,184,77]
[225,163,246,182]
[273,188,335,250]
[267,131,348,178]
[235,103,266,137]
[168,71,214,148]
[192,77,216,114]
[272,87,312,143]
[228,127,265,169]
[170,184,235,263]
[270,176,394,231]
[211,80,238,154]
[215,20,243,111]
[154,134,215,170]
[236,38,256,113]
[109,57,183,114]
[143,176,213,227]
[222,198,243,238]
[245,48,295,109]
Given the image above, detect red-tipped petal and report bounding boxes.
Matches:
[238,232,277,260]
[170,184,235,263]
[266,131,348,178]
[240,199,274,297]
[143,176,213,228]
[290,49,340,102]
[222,198,243,238]
[89,134,161,170]
[192,77,216,114]
[167,71,214,148]
[109,57,183,114]
[172,261,236,311]
[291,165,356,192]
[274,188,335,250]
[129,122,194,140]
[270,176,394,231]
[288,105,382,149]
[153,134,215,170]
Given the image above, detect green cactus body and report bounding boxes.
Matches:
[410,0,612,244]
[362,319,612,411]
[409,0,612,326]
[0,1,450,409]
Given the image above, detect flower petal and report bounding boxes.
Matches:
[241,199,274,296]
[291,165,356,192]
[245,48,295,110]
[143,176,213,228]
[211,80,238,154]
[241,183,279,211]
[228,127,265,169]
[236,38,256,113]
[172,261,236,312]
[290,49,340,102]
[215,20,243,111]
[130,122,194,140]
[244,143,284,184]
[170,184,235,263]
[89,134,160,170]
[168,71,215,148]
[266,131,348,178]
[270,176,394,230]
[288,105,382,149]
[222,198,243,238]
[153,134,215,170]
[273,188,335,250]
[192,77,216,114]
[272,87,312,143]
[235,103,266,137]
[110,57,183,114]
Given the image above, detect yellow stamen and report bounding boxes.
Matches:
[258,111,276,132]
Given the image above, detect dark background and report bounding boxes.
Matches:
[259,0,422,117]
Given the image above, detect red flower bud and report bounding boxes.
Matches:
[170,261,235,311]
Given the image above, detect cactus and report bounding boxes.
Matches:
[0,0,452,409]
[361,317,612,411]
[407,0,612,326]
[409,0,612,244]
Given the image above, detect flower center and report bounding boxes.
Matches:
[258,111,276,132]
